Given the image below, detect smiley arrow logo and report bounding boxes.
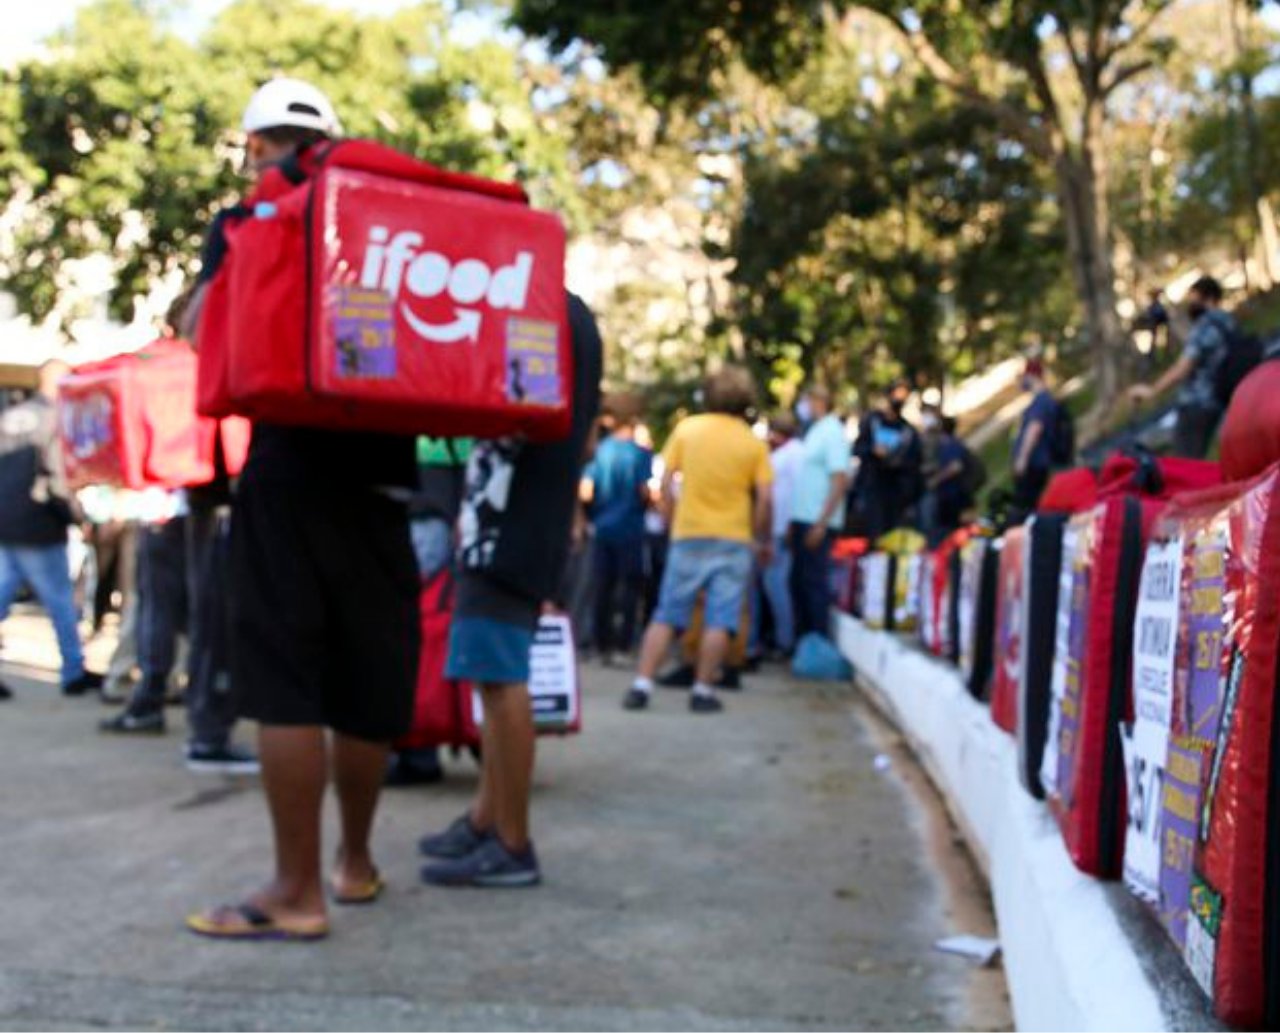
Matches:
[401,305,482,344]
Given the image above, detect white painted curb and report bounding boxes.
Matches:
[834,612,1169,1032]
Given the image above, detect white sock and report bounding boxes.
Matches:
[632,677,654,694]
[692,681,716,699]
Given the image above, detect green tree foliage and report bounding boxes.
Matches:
[731,32,1072,402]
[514,0,1189,402]
[1,0,580,325]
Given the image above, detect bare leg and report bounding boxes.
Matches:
[479,682,536,852]
[635,621,676,681]
[470,723,496,832]
[331,732,390,891]
[252,725,328,921]
[695,628,731,686]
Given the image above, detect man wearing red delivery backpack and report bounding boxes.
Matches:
[184,80,421,940]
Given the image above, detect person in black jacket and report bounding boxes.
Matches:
[851,382,923,541]
[417,294,602,888]
[0,362,102,701]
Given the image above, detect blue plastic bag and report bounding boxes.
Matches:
[791,632,853,682]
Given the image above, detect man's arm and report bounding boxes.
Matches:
[1014,421,1044,478]
[1129,353,1195,404]
[659,466,677,526]
[178,282,208,343]
[929,458,965,490]
[804,471,849,549]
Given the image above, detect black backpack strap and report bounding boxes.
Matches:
[278,139,341,185]
[1122,444,1164,496]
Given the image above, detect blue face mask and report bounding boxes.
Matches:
[795,398,813,424]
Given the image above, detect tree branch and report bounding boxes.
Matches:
[875,11,1055,161]
[1101,58,1156,98]
[1101,0,1176,67]
[1059,22,1091,91]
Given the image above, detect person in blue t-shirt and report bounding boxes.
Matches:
[1012,359,1058,513]
[582,411,652,663]
[788,385,852,639]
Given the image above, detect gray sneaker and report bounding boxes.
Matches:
[420,837,541,888]
[99,707,165,734]
[418,813,490,859]
[185,742,261,775]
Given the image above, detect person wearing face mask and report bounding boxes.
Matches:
[788,387,851,640]
[1128,275,1239,458]
[184,80,420,941]
[851,382,923,541]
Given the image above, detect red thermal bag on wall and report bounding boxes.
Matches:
[918,527,973,658]
[1219,357,1280,483]
[58,338,249,491]
[990,524,1025,734]
[197,139,571,440]
[1042,454,1221,878]
[1123,465,1280,1027]
[397,568,480,751]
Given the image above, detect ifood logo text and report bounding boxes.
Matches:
[359,227,533,344]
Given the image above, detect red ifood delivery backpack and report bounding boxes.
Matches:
[197,139,571,440]
[58,338,249,491]
[1041,453,1220,878]
[1120,465,1280,1028]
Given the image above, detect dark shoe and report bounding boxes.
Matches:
[99,707,166,735]
[717,667,743,691]
[0,680,12,701]
[63,671,105,697]
[421,837,541,888]
[689,693,724,714]
[418,813,490,859]
[656,664,695,689]
[385,754,445,787]
[622,688,650,711]
[185,742,260,775]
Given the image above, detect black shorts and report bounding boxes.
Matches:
[231,477,420,741]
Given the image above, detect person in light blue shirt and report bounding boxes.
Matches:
[788,386,851,639]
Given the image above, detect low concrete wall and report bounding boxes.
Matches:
[834,612,1215,1032]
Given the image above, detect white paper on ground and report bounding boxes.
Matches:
[933,935,1002,966]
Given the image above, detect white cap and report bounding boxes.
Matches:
[241,77,341,136]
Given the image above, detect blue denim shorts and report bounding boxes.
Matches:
[445,574,540,685]
[653,538,754,634]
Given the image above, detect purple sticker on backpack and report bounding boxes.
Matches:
[331,285,396,379]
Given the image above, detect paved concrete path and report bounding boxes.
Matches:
[0,611,1009,1031]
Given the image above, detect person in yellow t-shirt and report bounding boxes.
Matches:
[624,366,773,714]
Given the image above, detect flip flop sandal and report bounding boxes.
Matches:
[185,903,329,942]
[331,871,385,906]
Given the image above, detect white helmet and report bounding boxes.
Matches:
[241,77,342,136]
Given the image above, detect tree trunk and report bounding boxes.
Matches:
[1053,112,1124,405]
